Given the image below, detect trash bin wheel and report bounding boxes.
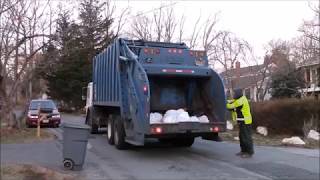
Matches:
[63,159,74,170]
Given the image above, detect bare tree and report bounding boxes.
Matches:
[201,14,221,68]
[153,7,163,42]
[188,14,202,49]
[130,13,153,41]
[212,31,251,88]
[0,0,53,128]
[162,7,177,42]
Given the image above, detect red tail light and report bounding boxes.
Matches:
[155,127,162,133]
[144,48,160,55]
[210,126,219,132]
[168,48,183,54]
[151,127,163,134]
[143,85,148,95]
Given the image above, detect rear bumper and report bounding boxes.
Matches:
[146,122,226,138]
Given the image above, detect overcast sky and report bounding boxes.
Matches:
[106,0,316,66]
[61,0,318,67]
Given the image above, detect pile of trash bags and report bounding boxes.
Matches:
[150,109,209,124]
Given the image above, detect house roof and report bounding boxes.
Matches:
[296,57,320,68]
[220,64,269,89]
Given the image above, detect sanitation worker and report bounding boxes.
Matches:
[226,88,254,158]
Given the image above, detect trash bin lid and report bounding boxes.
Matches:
[62,123,90,129]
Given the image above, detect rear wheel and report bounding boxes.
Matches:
[114,117,128,150]
[107,116,114,145]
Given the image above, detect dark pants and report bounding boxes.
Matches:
[238,122,254,155]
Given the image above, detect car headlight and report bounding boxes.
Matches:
[195,58,205,66]
[28,112,38,118]
[52,114,61,118]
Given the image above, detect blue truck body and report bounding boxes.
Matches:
[89,38,226,147]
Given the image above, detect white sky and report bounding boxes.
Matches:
[112,0,317,61]
[58,0,317,67]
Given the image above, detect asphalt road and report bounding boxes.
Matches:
[50,113,320,180]
[2,113,319,180]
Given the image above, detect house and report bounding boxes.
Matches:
[220,61,274,101]
[297,58,320,97]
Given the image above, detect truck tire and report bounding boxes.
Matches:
[172,137,195,147]
[107,116,114,145]
[114,117,128,150]
[86,110,98,134]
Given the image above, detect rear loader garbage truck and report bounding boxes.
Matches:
[83,38,226,149]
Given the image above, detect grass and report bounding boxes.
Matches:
[220,127,320,149]
[0,127,55,144]
[0,164,76,180]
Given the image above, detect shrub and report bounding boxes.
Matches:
[251,98,320,136]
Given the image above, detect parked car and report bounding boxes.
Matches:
[26,99,61,128]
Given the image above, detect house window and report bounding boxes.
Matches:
[306,69,311,82]
[245,88,251,99]
[306,69,311,88]
[312,69,316,83]
[226,89,231,99]
[317,67,320,87]
[257,88,264,100]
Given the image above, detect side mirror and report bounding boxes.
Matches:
[82,87,87,101]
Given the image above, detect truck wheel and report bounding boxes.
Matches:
[107,117,114,145]
[63,159,74,170]
[114,118,128,150]
[173,138,195,147]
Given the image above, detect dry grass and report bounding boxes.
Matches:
[0,127,55,144]
[220,129,320,149]
[0,164,76,180]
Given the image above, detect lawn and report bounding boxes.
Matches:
[0,127,55,144]
[0,164,76,180]
[220,128,320,149]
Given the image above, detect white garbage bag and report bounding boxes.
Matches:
[226,121,233,130]
[176,108,186,114]
[189,116,199,122]
[282,136,305,145]
[256,126,268,136]
[149,112,163,124]
[177,111,190,122]
[163,110,178,123]
[307,130,319,141]
[198,115,209,123]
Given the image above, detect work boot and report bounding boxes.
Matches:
[240,153,252,158]
[236,152,244,156]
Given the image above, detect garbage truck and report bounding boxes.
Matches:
[83,38,226,149]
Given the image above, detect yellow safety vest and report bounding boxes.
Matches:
[226,96,252,125]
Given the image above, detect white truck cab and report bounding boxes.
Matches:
[83,82,93,114]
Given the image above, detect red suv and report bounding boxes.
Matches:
[26,99,61,128]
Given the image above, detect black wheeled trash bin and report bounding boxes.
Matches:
[62,123,90,170]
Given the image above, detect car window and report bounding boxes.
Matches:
[29,101,56,110]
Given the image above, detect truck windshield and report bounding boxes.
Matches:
[29,101,56,110]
